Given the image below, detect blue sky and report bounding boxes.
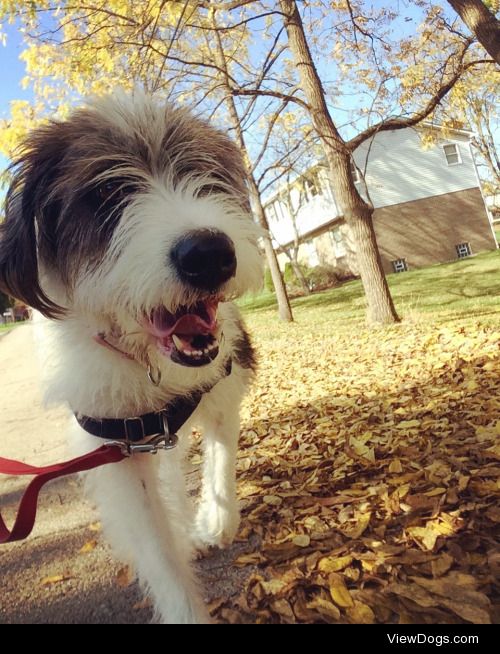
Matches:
[0,21,30,111]
[0,19,33,176]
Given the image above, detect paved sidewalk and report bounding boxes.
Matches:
[0,324,249,624]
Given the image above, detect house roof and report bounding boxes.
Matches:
[274,215,344,252]
[262,122,474,207]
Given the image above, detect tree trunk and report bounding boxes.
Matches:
[326,149,399,324]
[290,256,311,294]
[210,5,294,322]
[250,184,294,321]
[282,246,311,294]
[279,0,399,325]
[447,0,500,65]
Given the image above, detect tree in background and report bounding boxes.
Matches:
[437,64,499,191]
[446,0,500,64]
[207,5,293,320]
[0,1,495,325]
[228,0,492,323]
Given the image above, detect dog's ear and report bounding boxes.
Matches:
[0,124,67,318]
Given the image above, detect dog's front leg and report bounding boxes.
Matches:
[73,426,208,624]
[193,374,244,549]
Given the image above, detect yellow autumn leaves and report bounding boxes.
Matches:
[206,314,500,623]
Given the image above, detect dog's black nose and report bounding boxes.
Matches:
[171,230,237,290]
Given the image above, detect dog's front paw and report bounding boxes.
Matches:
[193,500,240,550]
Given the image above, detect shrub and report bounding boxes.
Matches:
[264,267,275,292]
[305,265,339,290]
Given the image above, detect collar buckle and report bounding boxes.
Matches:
[105,411,178,456]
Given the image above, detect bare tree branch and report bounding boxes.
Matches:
[231,87,310,111]
[186,11,282,31]
[348,56,493,151]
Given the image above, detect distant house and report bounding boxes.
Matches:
[265,125,498,275]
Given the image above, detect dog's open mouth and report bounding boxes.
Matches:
[143,299,221,367]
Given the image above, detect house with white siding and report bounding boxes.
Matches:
[265,125,497,275]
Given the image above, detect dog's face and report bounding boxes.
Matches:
[0,93,263,368]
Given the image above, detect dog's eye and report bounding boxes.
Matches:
[95,180,131,203]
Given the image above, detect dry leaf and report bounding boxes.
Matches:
[306,596,341,621]
[410,574,491,624]
[79,539,98,554]
[329,574,354,608]
[318,555,353,573]
[259,579,288,596]
[431,553,454,578]
[424,487,447,497]
[263,495,283,506]
[234,552,265,566]
[346,600,376,624]
[116,566,133,588]
[41,574,71,586]
[388,459,403,473]
[270,598,295,622]
[340,511,371,538]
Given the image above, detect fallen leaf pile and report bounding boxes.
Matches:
[208,316,500,624]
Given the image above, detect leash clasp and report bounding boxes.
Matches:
[105,412,178,456]
[105,432,179,456]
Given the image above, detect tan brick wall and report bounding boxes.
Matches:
[372,187,497,274]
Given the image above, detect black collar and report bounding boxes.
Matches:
[75,358,232,445]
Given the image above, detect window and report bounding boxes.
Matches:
[266,203,277,224]
[304,171,322,200]
[304,240,320,266]
[456,242,472,259]
[350,160,361,183]
[443,143,461,166]
[272,195,290,222]
[266,197,290,223]
[392,258,408,273]
[329,227,346,257]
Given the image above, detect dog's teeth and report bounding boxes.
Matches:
[203,348,209,355]
[194,350,203,357]
[172,334,183,350]
[182,349,193,357]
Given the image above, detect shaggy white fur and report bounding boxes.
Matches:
[0,91,263,624]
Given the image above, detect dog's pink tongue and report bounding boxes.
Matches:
[169,314,213,336]
[147,302,219,340]
[148,306,214,337]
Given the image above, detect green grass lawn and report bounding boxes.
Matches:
[238,250,500,330]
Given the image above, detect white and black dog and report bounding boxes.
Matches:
[0,91,263,623]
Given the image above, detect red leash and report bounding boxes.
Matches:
[0,445,126,543]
